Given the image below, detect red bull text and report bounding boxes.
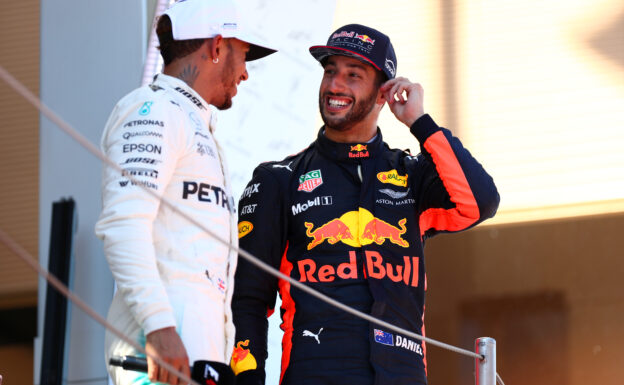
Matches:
[298,251,419,287]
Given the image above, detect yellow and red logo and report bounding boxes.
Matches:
[377,169,408,187]
[349,144,369,158]
[230,340,257,375]
[238,221,253,238]
[304,208,409,250]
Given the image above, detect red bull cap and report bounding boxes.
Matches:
[309,23,397,80]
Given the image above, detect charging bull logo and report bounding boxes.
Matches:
[305,219,354,250]
[304,208,409,250]
[230,340,257,375]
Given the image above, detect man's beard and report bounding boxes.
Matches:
[215,53,236,110]
[319,88,377,131]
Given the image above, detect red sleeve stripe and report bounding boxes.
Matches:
[277,243,294,384]
[419,131,479,237]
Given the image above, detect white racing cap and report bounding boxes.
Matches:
[163,0,277,61]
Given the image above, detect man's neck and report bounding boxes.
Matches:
[324,120,378,143]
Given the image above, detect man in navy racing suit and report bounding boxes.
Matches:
[231,24,499,385]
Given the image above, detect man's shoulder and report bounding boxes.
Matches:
[255,145,312,174]
[114,83,183,113]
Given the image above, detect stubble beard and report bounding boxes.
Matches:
[215,52,237,111]
[319,88,378,132]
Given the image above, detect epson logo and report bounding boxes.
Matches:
[292,196,333,215]
[122,143,162,154]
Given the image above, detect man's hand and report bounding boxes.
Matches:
[380,77,425,128]
[145,327,190,385]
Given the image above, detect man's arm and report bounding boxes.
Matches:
[382,78,499,237]
[231,166,287,385]
[95,97,190,383]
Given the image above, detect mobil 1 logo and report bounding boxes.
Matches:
[292,196,333,215]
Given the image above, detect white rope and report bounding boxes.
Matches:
[0,227,200,385]
[0,64,509,376]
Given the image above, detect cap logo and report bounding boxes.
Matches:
[223,23,237,29]
[332,31,355,39]
[355,34,375,45]
[385,59,396,77]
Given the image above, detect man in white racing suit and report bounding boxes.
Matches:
[95,1,276,383]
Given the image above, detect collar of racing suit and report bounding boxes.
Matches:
[316,126,385,162]
[151,73,217,132]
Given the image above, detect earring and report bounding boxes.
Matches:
[213,58,219,64]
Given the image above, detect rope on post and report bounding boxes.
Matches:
[475,337,497,385]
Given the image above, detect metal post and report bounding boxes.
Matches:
[475,337,496,385]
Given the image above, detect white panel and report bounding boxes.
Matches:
[38,1,146,384]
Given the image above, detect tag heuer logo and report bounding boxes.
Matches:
[298,170,323,192]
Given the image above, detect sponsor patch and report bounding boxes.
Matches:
[304,208,409,250]
[298,170,323,192]
[118,179,158,190]
[379,188,410,199]
[174,87,206,110]
[272,161,293,172]
[374,329,394,346]
[123,131,163,140]
[385,59,396,77]
[355,34,375,45]
[298,251,419,287]
[231,340,257,375]
[138,101,153,116]
[241,204,257,215]
[377,170,408,187]
[123,119,164,128]
[348,144,369,158]
[122,167,158,179]
[122,143,162,154]
[241,183,260,199]
[121,157,160,165]
[182,181,233,212]
[292,196,332,215]
[238,221,253,238]
[197,142,216,157]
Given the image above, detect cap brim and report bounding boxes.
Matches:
[234,30,277,61]
[309,46,381,72]
[246,44,277,61]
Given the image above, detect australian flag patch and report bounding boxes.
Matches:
[374,329,394,346]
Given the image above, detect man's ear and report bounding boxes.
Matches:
[376,87,387,106]
[209,35,223,61]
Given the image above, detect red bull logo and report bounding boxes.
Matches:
[349,144,369,158]
[231,340,258,375]
[304,208,409,250]
[304,219,354,250]
[298,250,420,287]
[355,34,376,45]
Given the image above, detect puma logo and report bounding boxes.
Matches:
[302,327,323,344]
[272,162,293,172]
